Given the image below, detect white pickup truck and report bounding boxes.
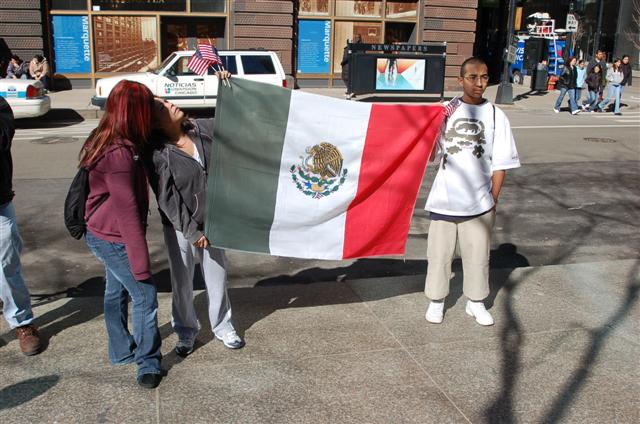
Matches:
[91,50,287,109]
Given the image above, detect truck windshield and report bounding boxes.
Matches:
[154,53,177,74]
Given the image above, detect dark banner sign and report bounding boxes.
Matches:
[91,0,185,12]
[349,43,447,55]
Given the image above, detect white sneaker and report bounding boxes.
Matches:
[553,108,560,113]
[571,109,581,115]
[465,301,494,326]
[425,301,445,324]
[215,330,245,349]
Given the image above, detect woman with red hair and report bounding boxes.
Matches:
[80,80,162,389]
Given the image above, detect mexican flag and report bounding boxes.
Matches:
[205,78,444,260]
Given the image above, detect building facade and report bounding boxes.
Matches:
[1,0,479,89]
[1,1,633,90]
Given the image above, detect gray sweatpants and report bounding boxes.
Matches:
[163,226,235,344]
[424,211,495,301]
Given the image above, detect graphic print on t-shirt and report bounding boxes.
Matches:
[442,118,486,168]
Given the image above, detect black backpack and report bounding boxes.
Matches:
[64,165,107,240]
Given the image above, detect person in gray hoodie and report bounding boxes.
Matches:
[596,58,624,115]
[147,93,244,356]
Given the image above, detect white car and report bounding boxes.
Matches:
[0,79,50,119]
[92,50,287,109]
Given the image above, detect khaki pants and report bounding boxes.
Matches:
[424,211,495,301]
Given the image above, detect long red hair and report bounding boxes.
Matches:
[80,80,155,167]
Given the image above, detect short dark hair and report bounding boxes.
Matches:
[459,57,487,77]
[10,54,20,62]
[622,55,629,60]
[34,54,44,62]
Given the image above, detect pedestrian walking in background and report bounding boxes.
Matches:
[596,58,624,115]
[575,60,587,105]
[424,57,520,326]
[0,97,43,357]
[582,64,603,112]
[79,80,162,389]
[28,54,50,90]
[553,57,580,115]
[6,55,28,80]
[587,49,607,100]
[147,91,245,357]
[620,55,633,103]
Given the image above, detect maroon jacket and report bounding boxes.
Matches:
[85,139,151,280]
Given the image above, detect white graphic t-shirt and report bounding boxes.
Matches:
[425,100,521,216]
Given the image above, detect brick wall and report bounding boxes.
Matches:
[423,0,478,90]
[0,0,45,74]
[232,0,294,74]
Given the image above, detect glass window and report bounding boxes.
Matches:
[241,56,276,74]
[212,56,238,74]
[168,57,195,76]
[385,1,417,19]
[155,53,177,74]
[51,0,87,10]
[190,0,225,13]
[91,0,185,12]
[299,0,329,16]
[335,1,382,18]
[93,16,158,72]
[333,21,382,73]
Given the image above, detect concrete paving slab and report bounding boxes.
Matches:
[0,370,157,423]
[347,263,614,348]
[158,350,468,424]
[182,282,399,365]
[507,260,640,344]
[408,329,640,424]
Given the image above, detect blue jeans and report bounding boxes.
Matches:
[583,90,598,109]
[0,202,34,329]
[574,88,582,104]
[598,84,622,113]
[554,87,578,112]
[85,231,161,377]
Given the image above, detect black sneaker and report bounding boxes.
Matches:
[614,112,622,116]
[175,343,194,357]
[137,373,161,389]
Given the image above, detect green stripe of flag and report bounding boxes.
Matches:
[205,78,292,253]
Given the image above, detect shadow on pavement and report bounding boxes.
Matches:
[15,109,85,129]
[513,89,549,102]
[0,375,60,410]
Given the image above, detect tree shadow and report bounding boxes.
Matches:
[481,163,640,422]
[539,262,639,424]
[233,243,530,335]
[0,375,60,410]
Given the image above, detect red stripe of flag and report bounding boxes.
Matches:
[198,43,221,64]
[342,104,444,258]
[187,52,210,76]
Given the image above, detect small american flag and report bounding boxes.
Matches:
[187,49,212,76]
[443,96,461,117]
[197,43,222,65]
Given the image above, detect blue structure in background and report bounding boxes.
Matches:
[52,15,91,74]
[510,37,568,80]
[297,20,331,74]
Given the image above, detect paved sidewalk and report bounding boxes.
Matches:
[3,75,639,423]
[1,259,637,422]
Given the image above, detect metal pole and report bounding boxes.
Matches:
[565,1,574,59]
[593,0,604,56]
[495,0,517,105]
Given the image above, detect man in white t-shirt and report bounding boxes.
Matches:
[424,57,520,326]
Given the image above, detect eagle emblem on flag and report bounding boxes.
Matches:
[290,142,348,199]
